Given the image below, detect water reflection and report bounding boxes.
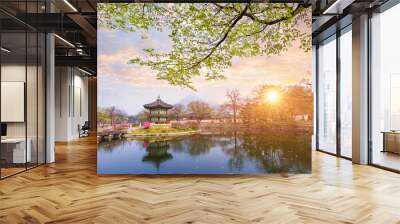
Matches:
[142,141,173,169]
[98,131,311,174]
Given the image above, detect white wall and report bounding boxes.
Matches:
[1,65,42,139]
[1,82,25,122]
[1,65,26,138]
[72,73,89,138]
[55,67,69,141]
[55,67,89,141]
[1,63,46,164]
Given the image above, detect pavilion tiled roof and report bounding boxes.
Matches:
[143,96,173,109]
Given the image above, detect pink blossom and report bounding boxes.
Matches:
[143,122,151,129]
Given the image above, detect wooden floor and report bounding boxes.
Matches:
[1,137,400,224]
[1,167,26,178]
[373,151,400,171]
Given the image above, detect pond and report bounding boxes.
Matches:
[97,131,311,174]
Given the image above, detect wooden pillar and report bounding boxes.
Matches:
[88,76,97,133]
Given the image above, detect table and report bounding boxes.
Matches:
[1,138,31,163]
[381,131,400,154]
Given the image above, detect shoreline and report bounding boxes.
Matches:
[126,130,200,137]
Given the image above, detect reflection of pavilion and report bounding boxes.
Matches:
[142,141,172,169]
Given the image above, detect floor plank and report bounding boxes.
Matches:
[0,136,399,224]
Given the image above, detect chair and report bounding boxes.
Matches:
[79,121,90,138]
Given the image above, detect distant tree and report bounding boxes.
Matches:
[253,84,283,105]
[226,89,241,124]
[135,109,150,123]
[284,85,313,120]
[252,84,285,122]
[127,115,137,123]
[299,77,312,88]
[105,106,127,125]
[239,98,257,124]
[238,82,313,125]
[216,104,231,123]
[97,110,110,127]
[169,104,184,121]
[187,101,213,122]
[105,106,117,125]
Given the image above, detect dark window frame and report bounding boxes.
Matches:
[367,0,400,173]
[315,23,353,161]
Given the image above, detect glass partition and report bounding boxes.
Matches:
[339,26,352,158]
[1,30,28,177]
[371,4,400,171]
[27,31,38,169]
[317,35,337,154]
[0,2,46,179]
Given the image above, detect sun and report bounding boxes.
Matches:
[265,91,280,104]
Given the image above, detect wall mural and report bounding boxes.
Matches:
[97,3,312,174]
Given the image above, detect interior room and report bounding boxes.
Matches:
[0,0,399,223]
[370,3,400,171]
[0,0,96,179]
[0,6,46,178]
[54,66,90,141]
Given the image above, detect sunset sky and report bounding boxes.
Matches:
[98,24,311,115]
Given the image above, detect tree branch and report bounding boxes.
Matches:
[213,3,226,16]
[244,4,302,26]
[189,4,250,69]
[192,3,303,69]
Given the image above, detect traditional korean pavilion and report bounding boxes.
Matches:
[143,96,173,123]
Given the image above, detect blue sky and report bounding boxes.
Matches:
[98,27,311,115]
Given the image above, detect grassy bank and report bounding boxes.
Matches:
[129,125,197,136]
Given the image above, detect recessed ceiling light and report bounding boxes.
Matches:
[323,0,355,15]
[54,34,75,48]
[1,47,11,53]
[63,0,78,12]
[78,67,93,76]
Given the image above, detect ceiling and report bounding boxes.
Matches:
[0,0,394,74]
[311,0,390,43]
[0,0,97,74]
